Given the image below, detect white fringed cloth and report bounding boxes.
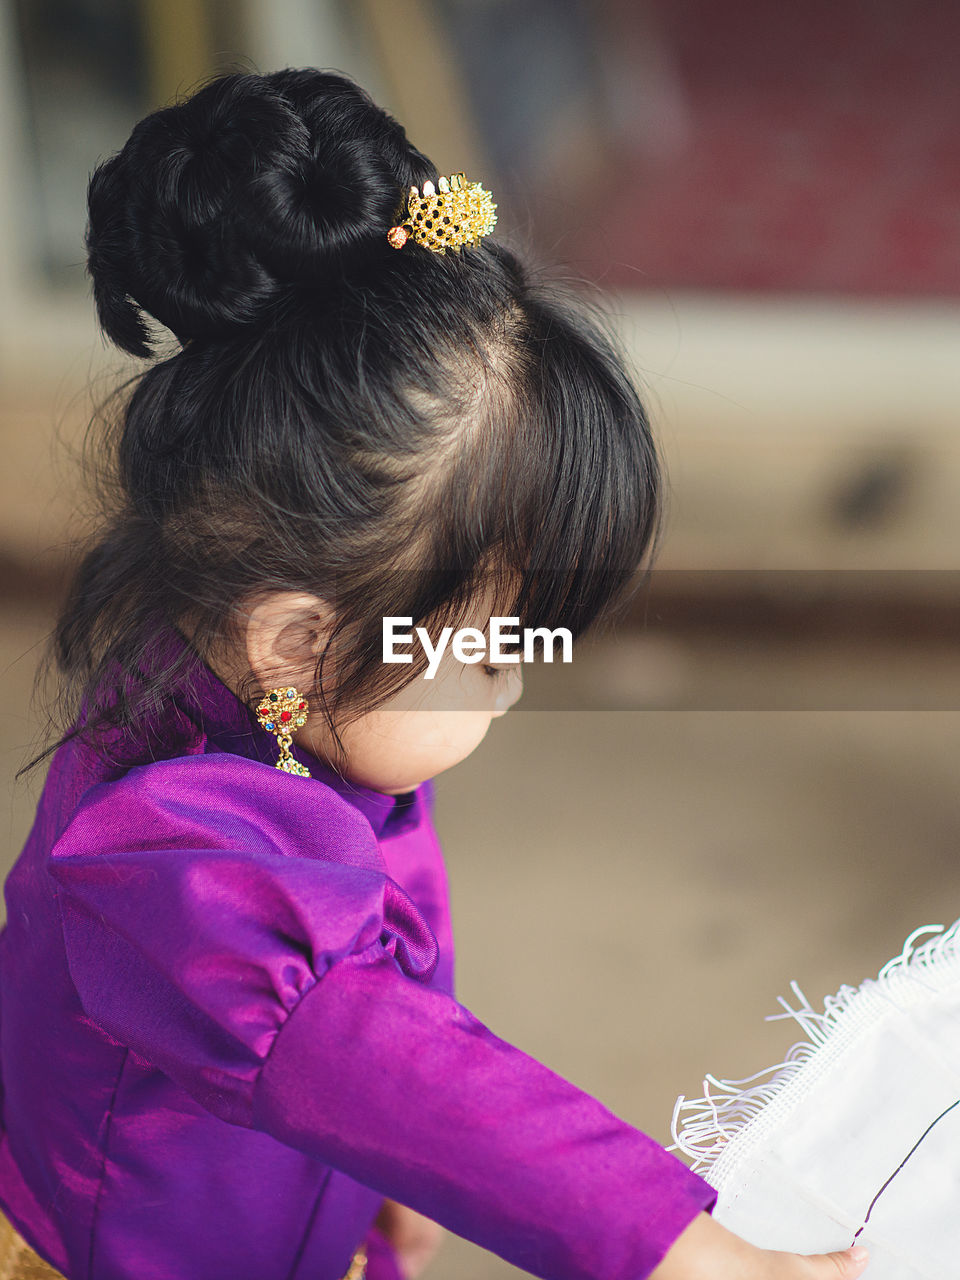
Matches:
[671,921,960,1280]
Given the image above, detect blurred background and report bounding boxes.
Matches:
[1,2,959,1277]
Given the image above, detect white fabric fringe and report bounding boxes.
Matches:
[669,919,960,1278]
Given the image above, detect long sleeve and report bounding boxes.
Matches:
[253,953,714,1279]
[47,753,715,1280]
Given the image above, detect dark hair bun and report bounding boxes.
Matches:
[85,69,436,356]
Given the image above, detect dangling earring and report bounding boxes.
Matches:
[255,686,312,777]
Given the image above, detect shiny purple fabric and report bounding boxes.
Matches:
[0,623,715,1279]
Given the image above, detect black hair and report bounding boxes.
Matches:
[21,67,662,776]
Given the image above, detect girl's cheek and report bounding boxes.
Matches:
[391,657,502,714]
[371,655,474,713]
[366,707,495,754]
[341,708,498,791]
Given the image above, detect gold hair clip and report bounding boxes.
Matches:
[387,173,497,254]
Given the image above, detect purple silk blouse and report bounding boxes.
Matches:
[0,622,715,1280]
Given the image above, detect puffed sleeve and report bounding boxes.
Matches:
[47,754,716,1280]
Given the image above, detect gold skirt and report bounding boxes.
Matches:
[0,1201,367,1280]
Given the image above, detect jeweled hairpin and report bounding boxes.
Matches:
[387,173,497,254]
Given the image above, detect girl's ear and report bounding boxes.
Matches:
[241,590,337,694]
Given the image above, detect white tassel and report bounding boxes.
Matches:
[669,920,960,1179]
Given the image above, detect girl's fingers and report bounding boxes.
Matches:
[650,1213,870,1279]
[803,1245,870,1277]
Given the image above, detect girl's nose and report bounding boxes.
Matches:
[493,667,524,715]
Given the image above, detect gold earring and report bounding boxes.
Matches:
[255,686,312,777]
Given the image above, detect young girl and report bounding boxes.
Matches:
[0,69,869,1280]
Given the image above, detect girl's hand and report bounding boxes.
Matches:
[373,1198,445,1278]
[651,1212,870,1279]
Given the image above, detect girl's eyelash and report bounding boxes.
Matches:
[482,664,505,679]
